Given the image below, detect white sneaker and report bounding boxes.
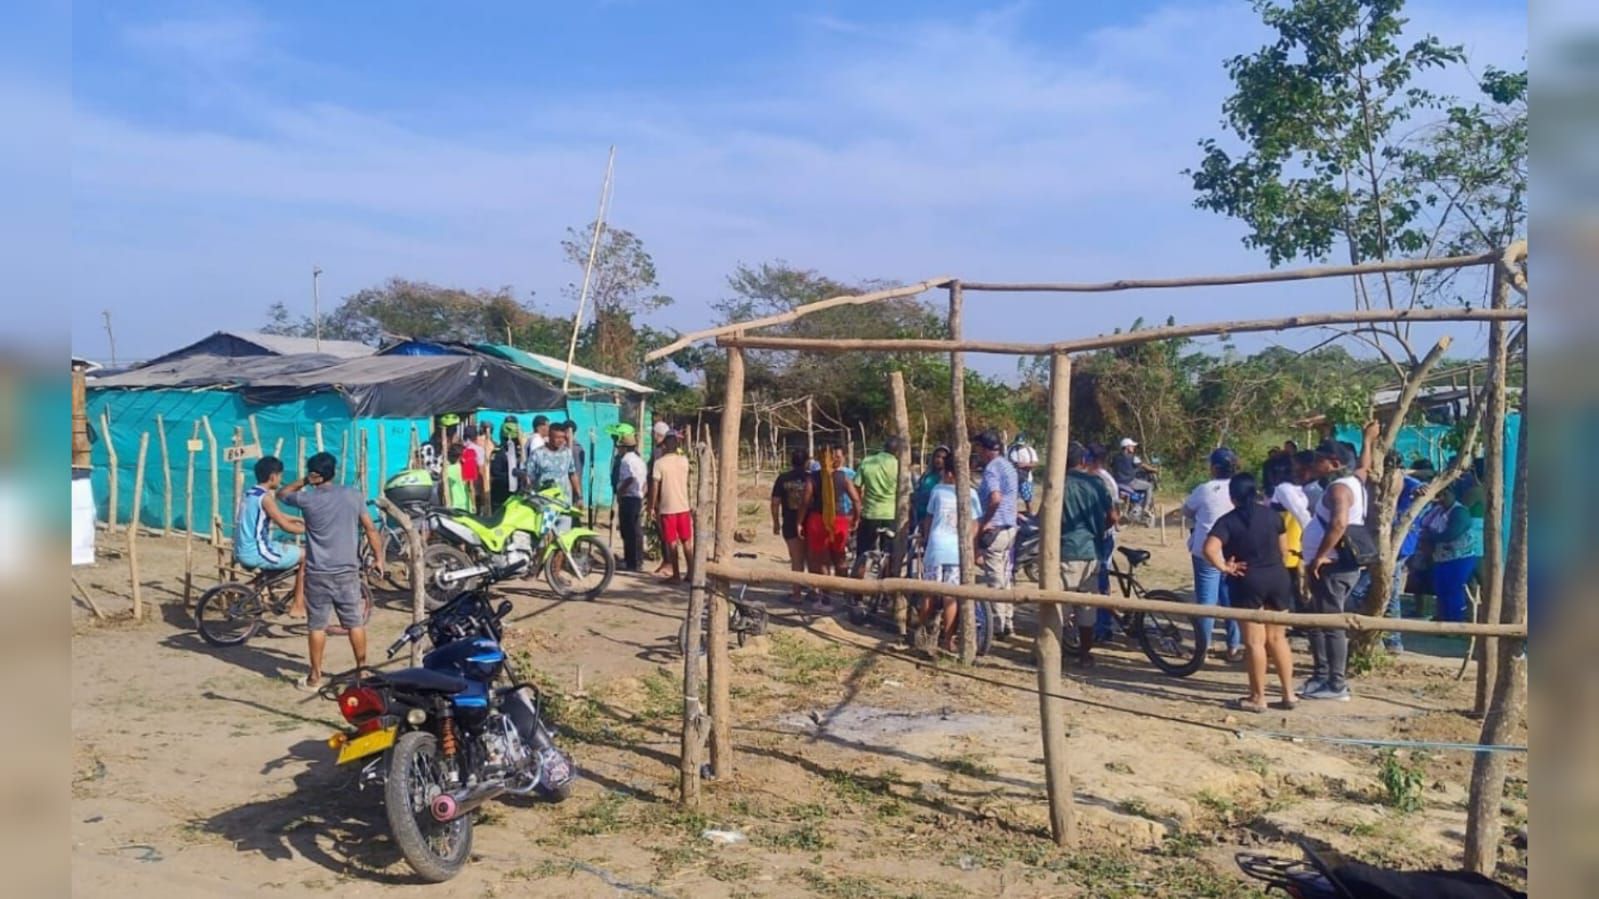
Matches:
[1304,684,1351,702]
[1296,677,1325,697]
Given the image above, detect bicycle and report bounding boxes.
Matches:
[195,564,375,647]
[846,527,900,627]
[679,552,770,654]
[364,499,424,590]
[1058,545,1205,677]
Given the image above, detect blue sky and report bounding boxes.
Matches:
[61,0,1526,375]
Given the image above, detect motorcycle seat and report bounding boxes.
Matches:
[381,668,469,694]
[1117,547,1152,568]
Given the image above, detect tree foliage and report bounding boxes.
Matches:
[561,223,672,379]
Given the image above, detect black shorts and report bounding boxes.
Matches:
[856,518,895,557]
[1226,566,1292,612]
[781,509,801,542]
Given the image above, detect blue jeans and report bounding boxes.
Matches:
[1434,556,1478,622]
[1383,556,1411,651]
[1193,555,1241,653]
[1095,533,1116,640]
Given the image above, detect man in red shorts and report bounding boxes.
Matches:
[800,445,860,609]
[649,432,694,581]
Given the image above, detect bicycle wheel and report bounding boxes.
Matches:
[957,600,994,657]
[1133,588,1205,677]
[848,554,883,625]
[196,583,265,646]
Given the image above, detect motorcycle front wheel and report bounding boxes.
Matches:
[545,535,615,601]
[385,730,473,883]
[422,544,479,611]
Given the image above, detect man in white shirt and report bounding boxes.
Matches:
[1183,448,1243,662]
[1298,440,1364,702]
[613,433,647,572]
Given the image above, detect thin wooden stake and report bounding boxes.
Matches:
[378,427,389,486]
[129,432,150,620]
[273,437,284,459]
[72,576,107,620]
[297,437,308,481]
[341,429,351,486]
[357,428,369,500]
[1474,257,1512,716]
[101,410,119,528]
[248,414,262,453]
[156,414,172,533]
[710,345,746,777]
[1034,353,1076,847]
[315,421,325,453]
[378,497,427,666]
[681,441,716,806]
[889,371,913,635]
[230,427,246,538]
[184,421,199,610]
[806,396,814,460]
[948,281,977,664]
[202,416,220,545]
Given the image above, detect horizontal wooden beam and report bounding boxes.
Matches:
[645,275,954,361]
[959,249,1501,293]
[715,307,1527,357]
[704,561,1528,638]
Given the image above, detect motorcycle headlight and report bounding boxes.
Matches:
[406,708,427,726]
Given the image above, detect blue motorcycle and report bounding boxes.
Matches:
[321,563,575,882]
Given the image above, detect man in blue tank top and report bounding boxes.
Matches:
[235,456,306,615]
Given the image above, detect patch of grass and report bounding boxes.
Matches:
[1377,748,1427,813]
[1342,818,1381,838]
[706,856,760,883]
[638,667,682,721]
[1157,831,1207,859]
[769,633,852,686]
[763,819,829,851]
[1104,760,1134,775]
[563,791,627,836]
[1194,789,1237,820]
[1117,798,1155,819]
[938,753,998,779]
[509,858,577,879]
[826,769,896,805]
[1232,750,1272,779]
[652,843,705,878]
[1349,643,1396,677]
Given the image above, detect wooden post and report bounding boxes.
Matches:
[378,497,427,666]
[155,414,173,533]
[357,428,369,500]
[1034,353,1076,846]
[919,410,928,475]
[230,427,246,536]
[340,429,351,486]
[1474,258,1511,716]
[101,410,118,528]
[806,396,814,460]
[312,421,323,453]
[858,420,868,466]
[297,437,308,481]
[1464,391,1527,874]
[948,281,977,663]
[681,441,716,806]
[72,367,92,469]
[710,344,746,777]
[378,427,389,486]
[128,432,150,620]
[202,416,220,544]
[183,422,199,609]
[273,436,284,459]
[888,371,914,635]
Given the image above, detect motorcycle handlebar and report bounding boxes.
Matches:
[386,623,422,658]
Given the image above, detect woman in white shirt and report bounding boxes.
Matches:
[1184,448,1244,662]
[916,452,981,653]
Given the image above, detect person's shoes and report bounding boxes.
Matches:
[1225,647,1246,663]
[1303,683,1351,702]
[294,674,322,693]
[1296,677,1325,697]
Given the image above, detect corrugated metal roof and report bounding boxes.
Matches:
[227,330,376,359]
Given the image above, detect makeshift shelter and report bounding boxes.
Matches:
[140,329,376,365]
[87,353,567,538]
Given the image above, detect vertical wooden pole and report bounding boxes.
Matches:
[378,427,389,487]
[183,422,198,609]
[273,437,284,459]
[72,367,92,469]
[1035,353,1076,847]
[202,416,220,545]
[1473,259,1511,716]
[948,281,977,663]
[101,410,119,528]
[919,411,928,476]
[858,421,868,466]
[128,432,150,620]
[230,427,246,530]
[341,429,352,486]
[681,441,715,806]
[889,372,914,635]
[315,421,325,453]
[155,414,173,533]
[248,415,262,453]
[358,427,370,500]
[1464,391,1527,874]
[297,437,308,481]
[710,344,746,777]
[409,424,420,467]
[806,396,815,460]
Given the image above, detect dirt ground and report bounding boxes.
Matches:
[71,484,1527,897]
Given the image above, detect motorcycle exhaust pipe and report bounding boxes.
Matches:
[430,782,508,822]
[438,564,493,585]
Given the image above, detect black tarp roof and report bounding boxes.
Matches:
[89,353,567,418]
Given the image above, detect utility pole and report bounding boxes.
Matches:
[562,145,616,393]
[102,310,117,367]
[312,265,324,351]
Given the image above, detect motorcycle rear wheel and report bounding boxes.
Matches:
[385,730,473,883]
[422,544,478,611]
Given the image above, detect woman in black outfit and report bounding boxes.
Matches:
[1203,473,1296,712]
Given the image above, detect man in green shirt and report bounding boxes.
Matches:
[851,438,903,577]
[1060,442,1116,668]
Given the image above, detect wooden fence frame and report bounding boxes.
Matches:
[683,246,1529,869]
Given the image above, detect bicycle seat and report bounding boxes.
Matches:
[380,668,468,695]
[1117,546,1152,567]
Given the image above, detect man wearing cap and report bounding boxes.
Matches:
[613,431,647,572]
[1298,440,1365,701]
[851,438,902,578]
[1008,436,1040,515]
[1184,448,1244,663]
[1110,438,1156,519]
[975,430,1021,636]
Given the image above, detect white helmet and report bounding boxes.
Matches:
[1119,437,1138,449]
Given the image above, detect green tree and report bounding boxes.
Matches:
[561,223,672,379]
[260,280,566,350]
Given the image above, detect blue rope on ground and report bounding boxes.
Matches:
[1239,729,1526,754]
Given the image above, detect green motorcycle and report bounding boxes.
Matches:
[422,482,615,608]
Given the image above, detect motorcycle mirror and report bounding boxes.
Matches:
[496,601,514,619]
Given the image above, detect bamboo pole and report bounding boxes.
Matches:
[248,414,261,453]
[378,497,427,667]
[183,422,198,610]
[948,282,977,663]
[128,432,150,620]
[357,428,369,500]
[716,307,1525,356]
[806,397,814,460]
[646,276,954,361]
[699,563,1528,637]
[101,410,118,528]
[315,421,325,453]
[1464,391,1528,874]
[340,429,351,486]
[1474,257,1512,717]
[888,371,913,635]
[202,416,219,544]
[378,427,388,486]
[230,427,246,535]
[155,414,172,533]
[273,437,284,459]
[710,345,746,777]
[1034,352,1075,846]
[681,441,715,806]
[297,437,308,481]
[919,410,928,475]
[957,248,1500,292]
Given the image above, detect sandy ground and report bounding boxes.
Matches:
[71,485,1527,897]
